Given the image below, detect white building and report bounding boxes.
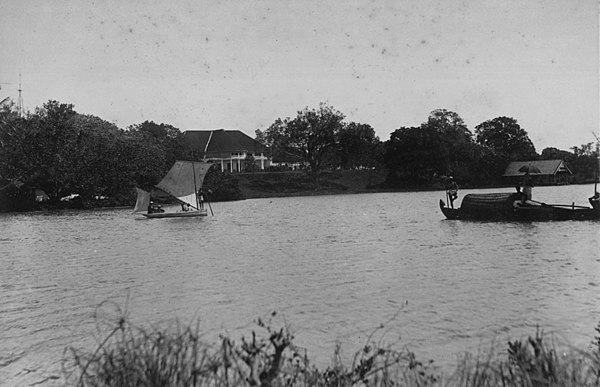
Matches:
[184,129,270,172]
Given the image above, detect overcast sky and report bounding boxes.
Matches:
[1,0,597,151]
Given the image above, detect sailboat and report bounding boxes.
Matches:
[133,160,213,218]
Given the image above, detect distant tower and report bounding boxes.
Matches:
[16,72,23,117]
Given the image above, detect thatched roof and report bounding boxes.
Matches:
[503,159,572,177]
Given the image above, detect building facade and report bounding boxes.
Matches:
[183,129,270,172]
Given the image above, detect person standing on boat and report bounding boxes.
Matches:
[198,189,205,210]
[446,176,459,208]
[522,171,533,203]
[148,201,155,214]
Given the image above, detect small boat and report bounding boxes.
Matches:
[439,192,600,221]
[133,160,213,219]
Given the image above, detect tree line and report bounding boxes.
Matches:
[0,100,193,211]
[256,103,599,188]
[0,99,598,211]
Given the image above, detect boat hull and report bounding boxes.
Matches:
[439,198,600,221]
[143,210,207,219]
[512,204,600,221]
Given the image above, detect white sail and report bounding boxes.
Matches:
[133,188,151,213]
[156,161,212,209]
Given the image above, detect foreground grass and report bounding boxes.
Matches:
[63,303,600,387]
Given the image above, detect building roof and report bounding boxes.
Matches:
[503,159,572,177]
[184,129,268,156]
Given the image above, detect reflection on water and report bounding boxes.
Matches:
[1,184,599,385]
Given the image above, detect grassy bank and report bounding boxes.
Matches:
[231,170,594,202]
[63,304,600,386]
[234,169,389,200]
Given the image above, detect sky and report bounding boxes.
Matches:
[1,0,598,151]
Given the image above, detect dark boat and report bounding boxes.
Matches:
[439,192,600,221]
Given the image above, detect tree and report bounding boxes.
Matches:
[255,118,294,163]
[337,122,381,169]
[23,100,79,199]
[475,117,537,161]
[1,100,176,208]
[540,147,572,161]
[128,121,186,168]
[427,109,471,138]
[285,103,345,187]
[254,127,268,147]
[0,101,28,182]
[261,103,344,187]
[0,101,31,210]
[64,114,127,198]
[383,109,481,187]
[568,142,598,182]
[423,109,475,180]
[119,129,168,189]
[384,125,436,186]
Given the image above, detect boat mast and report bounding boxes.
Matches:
[192,161,200,210]
[594,132,599,195]
[596,23,600,196]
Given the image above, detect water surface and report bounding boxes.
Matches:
[1,185,599,385]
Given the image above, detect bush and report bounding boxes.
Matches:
[63,303,600,386]
[203,170,244,202]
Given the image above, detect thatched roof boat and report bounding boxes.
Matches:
[439,192,600,221]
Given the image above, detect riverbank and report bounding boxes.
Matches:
[0,169,394,213]
[234,169,390,199]
[231,169,551,201]
[2,169,593,213]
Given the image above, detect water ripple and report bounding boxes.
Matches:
[1,186,599,385]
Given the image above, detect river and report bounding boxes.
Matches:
[1,185,599,386]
